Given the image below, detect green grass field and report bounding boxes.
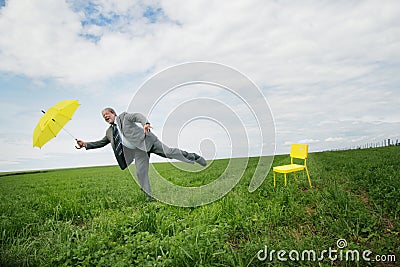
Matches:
[1,147,399,266]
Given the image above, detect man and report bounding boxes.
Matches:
[77,108,207,198]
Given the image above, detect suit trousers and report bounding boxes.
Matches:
[125,138,195,196]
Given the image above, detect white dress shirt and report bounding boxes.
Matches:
[115,116,136,149]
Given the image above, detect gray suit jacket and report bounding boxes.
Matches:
[85,112,158,152]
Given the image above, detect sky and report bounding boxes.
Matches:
[0,0,399,172]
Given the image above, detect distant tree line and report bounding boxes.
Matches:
[330,138,399,151]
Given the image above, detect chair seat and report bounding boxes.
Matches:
[273,164,305,173]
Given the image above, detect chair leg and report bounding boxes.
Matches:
[284,173,287,186]
[305,167,312,188]
[273,172,276,187]
[294,172,297,181]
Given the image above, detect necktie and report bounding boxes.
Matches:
[112,123,127,170]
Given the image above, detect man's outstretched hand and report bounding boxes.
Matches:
[76,140,86,149]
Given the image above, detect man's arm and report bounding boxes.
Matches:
[77,135,110,150]
[124,112,152,134]
[125,112,148,126]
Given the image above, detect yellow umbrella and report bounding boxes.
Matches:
[33,100,80,148]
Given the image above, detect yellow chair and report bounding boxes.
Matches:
[273,144,312,188]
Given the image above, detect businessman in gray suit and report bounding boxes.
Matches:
[77,108,207,198]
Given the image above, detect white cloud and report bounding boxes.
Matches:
[325,137,344,142]
[298,139,320,144]
[0,0,168,84]
[0,0,400,91]
[1,0,398,87]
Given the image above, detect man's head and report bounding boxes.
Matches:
[102,107,117,124]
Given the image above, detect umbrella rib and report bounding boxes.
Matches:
[50,117,76,140]
[47,125,58,137]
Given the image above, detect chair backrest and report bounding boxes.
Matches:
[290,144,309,160]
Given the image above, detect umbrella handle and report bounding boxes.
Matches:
[75,139,82,149]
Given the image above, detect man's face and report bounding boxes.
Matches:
[102,110,116,124]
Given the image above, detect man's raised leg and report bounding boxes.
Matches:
[150,139,207,166]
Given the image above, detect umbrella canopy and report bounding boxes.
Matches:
[33,100,80,148]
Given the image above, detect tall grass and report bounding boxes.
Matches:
[0,147,399,266]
